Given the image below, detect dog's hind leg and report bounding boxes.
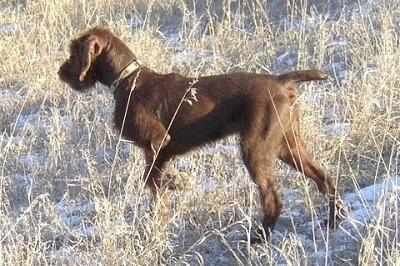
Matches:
[241,131,284,242]
[239,102,288,241]
[277,107,339,228]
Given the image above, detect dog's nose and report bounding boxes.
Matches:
[57,66,66,80]
[57,64,65,76]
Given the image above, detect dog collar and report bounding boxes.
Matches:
[111,59,141,93]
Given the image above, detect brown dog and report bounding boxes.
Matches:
[59,27,340,241]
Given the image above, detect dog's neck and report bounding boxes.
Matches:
[93,33,140,88]
[110,60,142,93]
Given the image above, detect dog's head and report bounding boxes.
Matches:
[59,27,138,92]
[58,28,106,91]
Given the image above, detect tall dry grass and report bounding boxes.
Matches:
[0,0,399,264]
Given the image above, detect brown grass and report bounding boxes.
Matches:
[1,0,399,264]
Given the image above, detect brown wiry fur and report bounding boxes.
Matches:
[59,27,340,241]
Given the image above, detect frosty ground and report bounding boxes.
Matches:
[50,145,400,264]
[1,0,399,265]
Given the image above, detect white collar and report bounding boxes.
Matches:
[110,60,141,93]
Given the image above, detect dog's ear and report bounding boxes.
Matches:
[78,36,102,81]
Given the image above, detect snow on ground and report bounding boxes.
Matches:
[2,4,398,263]
[325,122,351,137]
[340,176,400,235]
[50,138,399,263]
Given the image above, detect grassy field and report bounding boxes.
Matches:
[0,0,399,265]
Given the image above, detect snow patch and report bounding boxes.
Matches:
[55,198,96,229]
[0,23,19,35]
[325,123,351,137]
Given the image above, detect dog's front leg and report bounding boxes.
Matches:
[123,110,174,219]
[115,103,171,152]
[143,149,171,222]
[116,104,173,220]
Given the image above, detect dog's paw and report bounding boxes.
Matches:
[250,227,269,244]
[162,167,193,191]
[325,199,347,229]
[174,172,193,190]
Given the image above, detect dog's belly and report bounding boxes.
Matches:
[167,105,243,154]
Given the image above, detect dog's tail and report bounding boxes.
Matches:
[277,70,328,84]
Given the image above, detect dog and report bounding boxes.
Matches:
[59,27,340,241]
